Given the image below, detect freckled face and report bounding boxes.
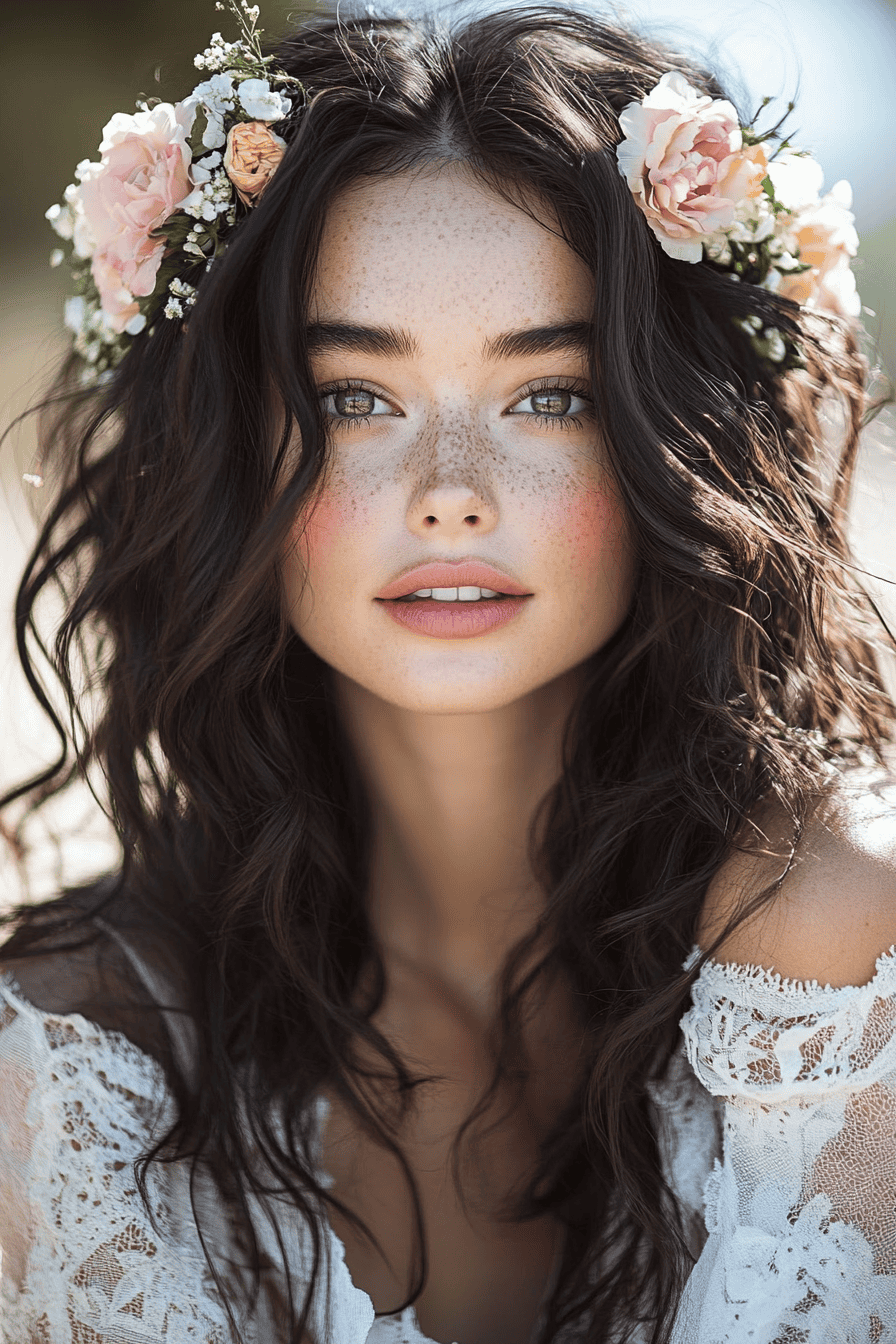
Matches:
[281,168,637,712]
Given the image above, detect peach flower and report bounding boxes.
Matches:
[617,72,768,263]
[77,103,194,333]
[224,121,286,207]
[775,181,860,318]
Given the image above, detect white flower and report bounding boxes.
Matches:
[181,167,232,220]
[194,32,241,71]
[191,150,223,184]
[184,74,236,148]
[124,312,147,335]
[203,113,227,150]
[237,78,292,122]
[766,151,825,213]
[180,188,205,217]
[64,295,87,334]
[46,202,74,241]
[190,73,236,114]
[164,296,185,320]
[49,248,65,268]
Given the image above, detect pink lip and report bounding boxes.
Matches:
[381,595,531,639]
[376,560,531,600]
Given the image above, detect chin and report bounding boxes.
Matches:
[339,651,582,716]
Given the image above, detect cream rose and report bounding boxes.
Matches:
[775,181,860,318]
[224,121,287,206]
[76,102,194,333]
[617,72,768,263]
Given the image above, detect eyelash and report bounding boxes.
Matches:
[511,378,592,432]
[318,377,593,431]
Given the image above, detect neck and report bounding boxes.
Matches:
[334,669,582,1005]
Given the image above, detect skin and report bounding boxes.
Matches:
[279,166,635,1342]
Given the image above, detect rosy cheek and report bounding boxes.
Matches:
[544,482,632,578]
[297,494,352,568]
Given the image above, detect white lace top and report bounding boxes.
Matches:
[1,945,894,1344]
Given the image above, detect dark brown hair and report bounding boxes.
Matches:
[2,7,893,1340]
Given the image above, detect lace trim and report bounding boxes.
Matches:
[681,946,896,1101]
[685,944,896,1002]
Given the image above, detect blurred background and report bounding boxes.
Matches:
[1,0,894,905]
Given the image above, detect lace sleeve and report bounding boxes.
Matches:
[672,947,896,1344]
[0,971,235,1343]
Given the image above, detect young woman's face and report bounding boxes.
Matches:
[282,167,636,713]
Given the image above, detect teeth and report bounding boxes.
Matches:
[406,586,502,601]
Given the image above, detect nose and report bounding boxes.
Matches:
[407,480,499,538]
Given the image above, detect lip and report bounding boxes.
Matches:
[381,594,531,639]
[376,560,532,600]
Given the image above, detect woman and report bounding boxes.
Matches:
[0,3,893,1341]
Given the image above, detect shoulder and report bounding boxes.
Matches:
[697,754,896,988]
[0,879,184,1067]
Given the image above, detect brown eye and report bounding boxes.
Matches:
[334,388,376,417]
[530,389,572,416]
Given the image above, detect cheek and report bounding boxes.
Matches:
[292,479,380,583]
[282,492,361,625]
[542,480,634,582]
[298,494,352,570]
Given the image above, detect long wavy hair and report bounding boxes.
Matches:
[2,6,893,1340]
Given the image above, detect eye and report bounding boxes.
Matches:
[507,385,591,420]
[321,384,397,420]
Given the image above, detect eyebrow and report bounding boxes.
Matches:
[305,320,593,363]
[306,322,419,359]
[483,321,593,361]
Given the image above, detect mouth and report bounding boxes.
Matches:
[375,560,532,603]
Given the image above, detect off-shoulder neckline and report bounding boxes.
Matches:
[5,940,896,1031]
[685,942,896,998]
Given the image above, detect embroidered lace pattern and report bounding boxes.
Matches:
[673,946,896,1344]
[1,947,894,1344]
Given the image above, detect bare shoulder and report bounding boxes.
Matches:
[697,756,896,989]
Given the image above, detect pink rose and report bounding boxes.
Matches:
[77,103,194,333]
[617,72,768,263]
[775,181,860,319]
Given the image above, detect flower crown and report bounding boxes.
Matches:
[46,6,860,379]
[615,71,861,364]
[46,0,303,375]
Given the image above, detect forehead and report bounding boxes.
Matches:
[309,166,594,344]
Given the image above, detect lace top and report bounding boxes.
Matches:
[1,946,894,1344]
